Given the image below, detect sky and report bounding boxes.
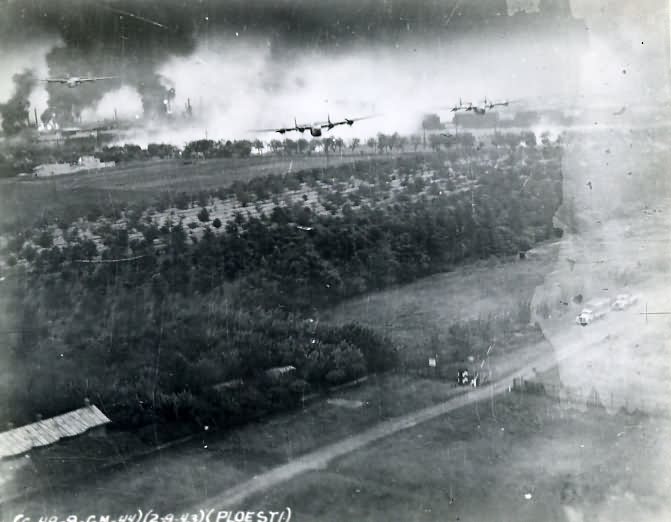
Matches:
[0,0,669,144]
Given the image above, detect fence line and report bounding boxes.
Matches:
[510,377,670,418]
[400,368,669,418]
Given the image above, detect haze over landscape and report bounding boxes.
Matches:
[1,0,668,144]
[1,1,671,521]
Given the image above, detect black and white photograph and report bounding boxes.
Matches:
[0,0,670,520]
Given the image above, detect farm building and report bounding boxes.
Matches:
[33,156,115,178]
[0,401,110,460]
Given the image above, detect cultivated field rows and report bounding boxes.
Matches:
[11,165,478,260]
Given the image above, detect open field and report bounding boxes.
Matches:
[29,154,375,194]
[0,373,503,514]
[323,241,559,350]
[0,153,379,228]
[244,394,671,522]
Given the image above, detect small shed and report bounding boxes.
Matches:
[266,365,296,380]
[0,401,110,460]
[212,378,244,392]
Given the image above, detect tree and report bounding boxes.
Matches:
[297,138,309,154]
[376,133,387,153]
[335,138,345,154]
[269,140,283,154]
[349,138,360,152]
[184,139,215,158]
[366,137,377,152]
[310,138,323,155]
[197,207,210,222]
[388,132,400,151]
[522,131,537,147]
[323,137,335,154]
[284,139,298,156]
[212,217,222,229]
[36,230,53,249]
[428,133,443,152]
[253,139,265,155]
[410,134,422,152]
[233,140,252,158]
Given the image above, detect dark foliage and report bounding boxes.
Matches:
[2,134,563,433]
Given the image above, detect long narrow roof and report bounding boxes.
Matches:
[0,405,111,459]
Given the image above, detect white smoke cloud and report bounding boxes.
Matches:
[151,30,588,145]
[108,2,669,147]
[80,85,144,123]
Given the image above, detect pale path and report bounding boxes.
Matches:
[191,298,649,511]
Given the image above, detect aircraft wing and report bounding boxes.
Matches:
[43,78,68,83]
[320,121,345,129]
[322,114,379,128]
[250,127,297,133]
[92,76,118,81]
[344,114,378,124]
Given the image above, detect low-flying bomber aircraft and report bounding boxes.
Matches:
[449,98,473,112]
[253,115,374,137]
[483,97,511,110]
[471,97,511,114]
[448,97,511,114]
[42,75,118,88]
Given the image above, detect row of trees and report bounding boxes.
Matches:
[264,133,425,155]
[0,137,254,177]
[0,126,551,179]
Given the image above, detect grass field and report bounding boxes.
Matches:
[244,394,671,522]
[322,241,560,351]
[37,154,374,194]
[0,153,378,228]
[1,373,496,514]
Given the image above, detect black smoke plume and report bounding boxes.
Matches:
[0,71,36,136]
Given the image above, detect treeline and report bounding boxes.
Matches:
[3,291,395,429]
[0,139,100,177]
[97,139,254,163]
[0,138,255,177]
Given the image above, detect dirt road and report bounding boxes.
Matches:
[188,296,659,511]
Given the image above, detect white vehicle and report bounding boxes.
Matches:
[611,293,638,311]
[576,309,594,326]
[576,298,610,326]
